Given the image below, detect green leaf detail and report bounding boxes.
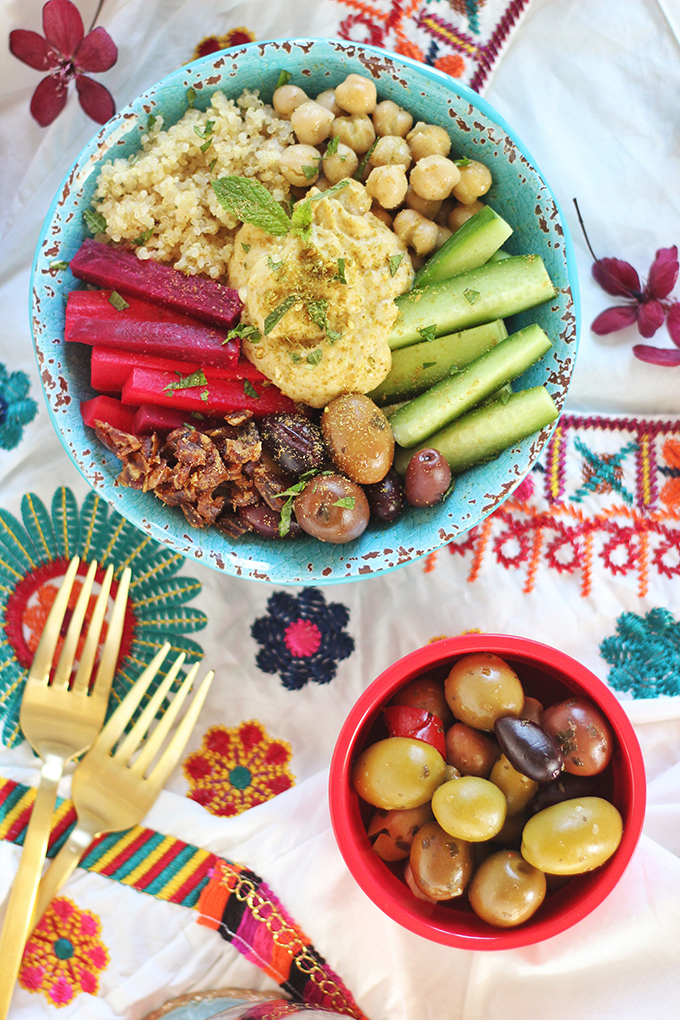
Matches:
[307,349,323,366]
[301,163,320,181]
[187,87,197,108]
[354,138,378,180]
[225,322,262,344]
[132,226,154,246]
[83,208,107,234]
[49,260,69,270]
[389,254,404,277]
[333,497,355,509]
[211,176,291,236]
[164,369,208,395]
[335,257,347,283]
[417,324,437,342]
[243,379,259,399]
[464,288,480,304]
[326,134,340,155]
[276,70,292,89]
[454,157,471,166]
[264,294,299,334]
[109,291,130,311]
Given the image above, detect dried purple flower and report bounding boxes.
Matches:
[574,200,680,365]
[9,0,117,127]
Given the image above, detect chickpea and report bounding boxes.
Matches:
[410,154,461,202]
[393,208,440,256]
[335,73,377,115]
[371,204,393,228]
[315,89,342,116]
[322,140,359,184]
[407,122,452,160]
[369,135,411,170]
[330,114,376,154]
[273,84,308,118]
[434,224,452,250]
[279,144,322,187]
[365,164,408,210]
[452,159,493,204]
[448,199,484,232]
[405,186,442,221]
[373,99,413,138]
[290,100,335,146]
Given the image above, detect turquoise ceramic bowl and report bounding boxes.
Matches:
[31,38,579,585]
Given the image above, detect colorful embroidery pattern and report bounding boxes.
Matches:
[334,0,532,92]
[184,721,295,816]
[424,415,680,599]
[19,897,109,1007]
[191,27,255,61]
[252,588,354,691]
[0,364,37,450]
[600,608,680,699]
[0,487,207,747]
[0,777,366,1020]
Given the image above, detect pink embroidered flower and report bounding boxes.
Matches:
[184,720,295,816]
[10,0,117,127]
[18,897,109,1007]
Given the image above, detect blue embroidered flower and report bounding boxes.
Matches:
[0,487,208,747]
[0,364,38,450]
[600,607,680,699]
[251,588,354,691]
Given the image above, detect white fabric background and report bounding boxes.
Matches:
[2,1,680,1018]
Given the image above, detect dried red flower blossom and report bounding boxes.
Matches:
[575,201,680,366]
[10,0,117,127]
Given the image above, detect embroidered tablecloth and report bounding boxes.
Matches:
[2,1,680,1018]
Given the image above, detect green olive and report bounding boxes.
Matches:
[352,736,446,810]
[468,850,546,927]
[489,753,538,816]
[431,776,507,842]
[521,796,623,875]
[444,653,524,731]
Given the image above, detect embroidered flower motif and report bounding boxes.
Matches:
[18,897,109,1006]
[184,720,295,816]
[9,0,117,127]
[659,438,680,508]
[434,53,466,78]
[0,486,207,747]
[600,607,680,698]
[191,27,255,61]
[0,364,38,450]
[251,588,354,691]
[574,201,680,361]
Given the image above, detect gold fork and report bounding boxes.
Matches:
[0,556,130,1020]
[31,642,214,926]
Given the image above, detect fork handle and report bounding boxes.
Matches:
[0,756,63,1020]
[32,818,99,928]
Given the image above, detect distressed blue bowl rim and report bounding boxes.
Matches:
[31,37,580,586]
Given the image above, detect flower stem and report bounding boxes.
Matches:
[572,198,599,263]
[88,0,106,33]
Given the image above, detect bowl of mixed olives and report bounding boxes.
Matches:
[328,634,645,949]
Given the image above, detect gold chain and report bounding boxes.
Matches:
[225,869,365,1019]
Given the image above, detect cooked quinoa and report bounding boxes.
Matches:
[93,90,295,279]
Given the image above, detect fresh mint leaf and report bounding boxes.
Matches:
[335,257,347,284]
[108,291,129,311]
[326,134,340,155]
[243,379,259,398]
[146,113,157,132]
[264,294,299,334]
[241,242,251,253]
[267,255,285,272]
[83,208,107,234]
[212,176,291,236]
[225,322,262,344]
[354,138,378,180]
[132,226,154,246]
[209,157,217,173]
[388,254,403,277]
[326,327,342,343]
[276,70,292,89]
[165,369,208,395]
[302,162,320,181]
[186,87,197,108]
[290,199,313,238]
[422,361,437,369]
[305,298,329,331]
[464,288,480,304]
[49,260,69,270]
[201,388,209,402]
[454,157,471,166]
[307,349,323,366]
[333,496,355,509]
[309,179,350,202]
[417,324,437,342]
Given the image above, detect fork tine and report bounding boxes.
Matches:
[113,651,186,763]
[52,560,98,688]
[71,563,113,693]
[94,642,172,753]
[29,556,80,684]
[140,669,214,787]
[129,660,200,776]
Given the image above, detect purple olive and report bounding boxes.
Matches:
[494,716,563,784]
[238,504,302,539]
[364,468,404,523]
[528,773,602,814]
[404,448,451,508]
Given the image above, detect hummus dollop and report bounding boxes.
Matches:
[228,180,414,407]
